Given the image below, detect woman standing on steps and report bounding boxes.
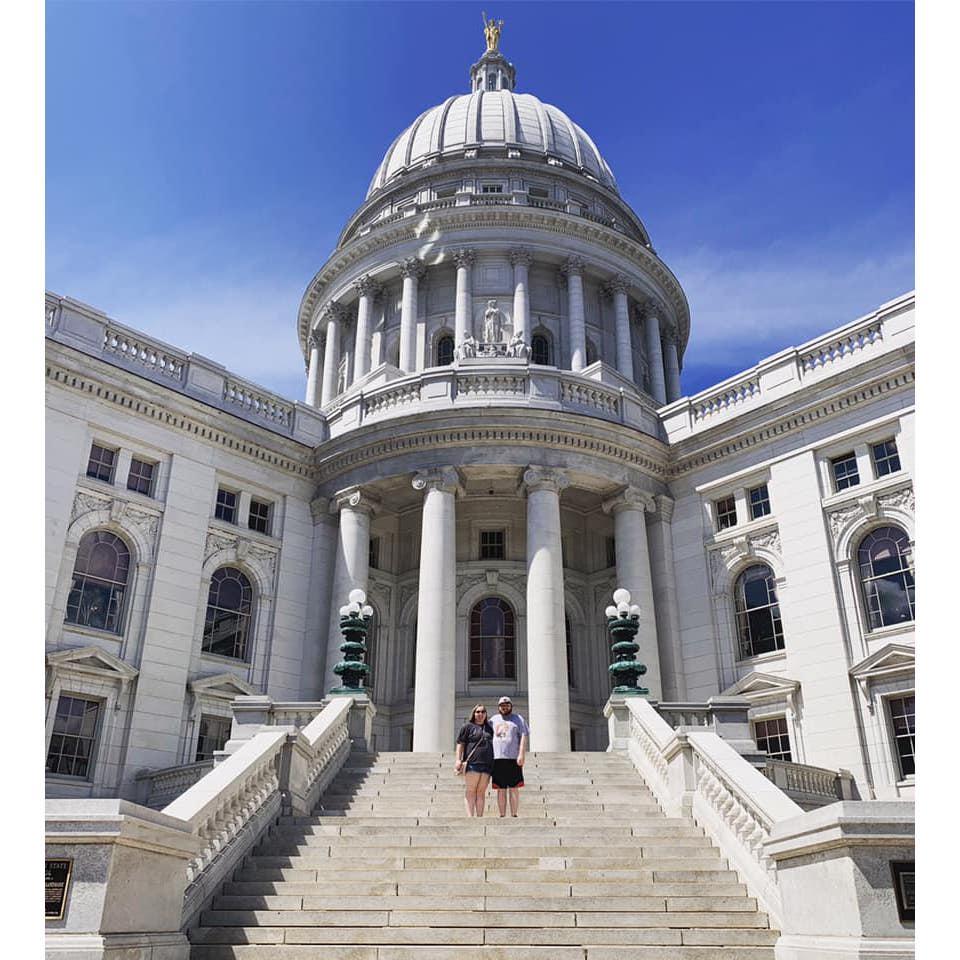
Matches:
[455,704,494,816]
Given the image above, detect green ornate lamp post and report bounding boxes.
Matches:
[330,588,374,694]
[605,588,649,695]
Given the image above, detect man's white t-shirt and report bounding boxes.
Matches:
[490,712,529,760]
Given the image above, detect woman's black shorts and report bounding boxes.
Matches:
[492,758,524,789]
[466,761,493,775]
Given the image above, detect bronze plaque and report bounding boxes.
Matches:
[890,860,915,924]
[45,858,73,920]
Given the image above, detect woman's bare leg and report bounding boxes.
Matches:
[508,787,520,816]
[496,786,508,817]
[474,774,490,816]
[464,772,480,816]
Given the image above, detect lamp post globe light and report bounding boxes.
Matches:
[605,588,648,696]
[331,588,374,693]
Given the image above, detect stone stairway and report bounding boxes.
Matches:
[189,751,779,958]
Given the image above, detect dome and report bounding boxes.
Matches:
[366,89,619,199]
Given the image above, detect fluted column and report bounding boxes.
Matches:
[523,466,572,751]
[608,275,634,381]
[453,249,475,350]
[563,257,587,372]
[399,258,424,373]
[602,488,663,699]
[353,276,380,382]
[511,248,533,343]
[319,302,344,407]
[324,486,379,693]
[643,301,667,406]
[304,330,322,407]
[411,467,460,752]
[662,330,682,403]
[647,494,685,700]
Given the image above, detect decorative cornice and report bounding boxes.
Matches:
[411,466,461,495]
[521,465,570,495]
[601,486,655,515]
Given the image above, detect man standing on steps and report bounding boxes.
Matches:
[490,696,528,817]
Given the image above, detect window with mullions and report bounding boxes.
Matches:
[753,716,792,761]
[202,567,253,660]
[215,488,237,524]
[716,495,737,531]
[469,597,516,680]
[195,714,232,762]
[481,183,503,193]
[831,452,860,491]
[65,530,130,634]
[46,695,100,778]
[86,443,117,483]
[887,695,915,778]
[857,526,915,630]
[369,536,381,570]
[126,458,156,496]
[872,439,902,478]
[248,499,271,535]
[437,335,455,366]
[749,484,771,520]
[479,530,505,560]
[531,334,550,365]
[734,564,784,659]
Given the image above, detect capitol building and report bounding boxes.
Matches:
[45,26,914,809]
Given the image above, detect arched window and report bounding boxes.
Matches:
[531,333,550,365]
[734,564,784,659]
[65,530,131,634]
[470,597,516,680]
[487,73,497,91]
[202,567,253,661]
[857,526,914,630]
[437,334,454,366]
[565,614,574,688]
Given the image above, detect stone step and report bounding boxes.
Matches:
[189,947,775,959]
[285,822,699,837]
[253,842,720,859]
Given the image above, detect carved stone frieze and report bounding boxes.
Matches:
[878,486,915,514]
[124,504,161,548]
[828,503,864,541]
[205,530,239,563]
[707,527,780,591]
[71,489,161,555]
[71,490,110,522]
[204,528,278,584]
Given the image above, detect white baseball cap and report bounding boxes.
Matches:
[498,696,512,704]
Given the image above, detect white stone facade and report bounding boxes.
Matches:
[44,38,914,806]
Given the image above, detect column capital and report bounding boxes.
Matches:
[322,300,346,324]
[662,325,680,346]
[353,275,382,299]
[510,247,533,268]
[522,466,571,495]
[399,257,426,280]
[653,494,676,523]
[642,298,664,322]
[307,329,322,349]
[561,256,586,278]
[602,487,656,515]
[412,467,462,495]
[453,248,476,269]
[605,274,629,297]
[330,485,381,516]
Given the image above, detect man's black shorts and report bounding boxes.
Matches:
[492,758,524,789]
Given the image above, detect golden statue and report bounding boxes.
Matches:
[482,12,503,52]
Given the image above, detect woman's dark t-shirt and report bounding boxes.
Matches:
[456,721,494,766]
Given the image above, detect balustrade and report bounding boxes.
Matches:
[103,326,187,382]
[223,378,293,426]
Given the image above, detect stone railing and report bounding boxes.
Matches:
[662,292,914,442]
[136,759,215,809]
[327,359,660,438]
[45,294,327,447]
[762,758,856,808]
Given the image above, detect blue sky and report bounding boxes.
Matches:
[46,0,914,401]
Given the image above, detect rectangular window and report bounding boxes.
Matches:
[435,185,457,199]
[46,695,100,778]
[86,443,117,483]
[215,487,237,524]
[716,495,737,531]
[753,716,792,761]
[606,536,617,569]
[831,453,860,491]
[248,498,271,535]
[528,186,549,199]
[195,714,232,762]
[887,695,915,778]
[481,183,504,194]
[369,536,381,570]
[872,439,902,478]
[126,458,156,496]
[749,484,771,520]
[479,530,505,560]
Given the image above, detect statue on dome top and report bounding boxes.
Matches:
[482,12,503,52]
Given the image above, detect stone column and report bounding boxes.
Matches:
[324,486,379,693]
[304,330,322,407]
[353,276,380,382]
[511,248,533,343]
[608,275,634,381]
[663,330,682,402]
[646,494,685,701]
[602,487,663,700]
[411,468,460,752]
[453,248,475,350]
[643,301,667,406]
[399,258,424,373]
[523,466,572,751]
[563,257,587,372]
[319,302,344,407]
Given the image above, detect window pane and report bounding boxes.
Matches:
[735,564,784,659]
[65,532,130,634]
[202,567,253,660]
[47,695,100,779]
[888,696,915,778]
[872,439,901,478]
[831,453,860,491]
[716,496,737,531]
[469,597,515,679]
[86,444,116,483]
[858,527,914,630]
[215,488,237,523]
[749,484,771,519]
[127,458,156,495]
